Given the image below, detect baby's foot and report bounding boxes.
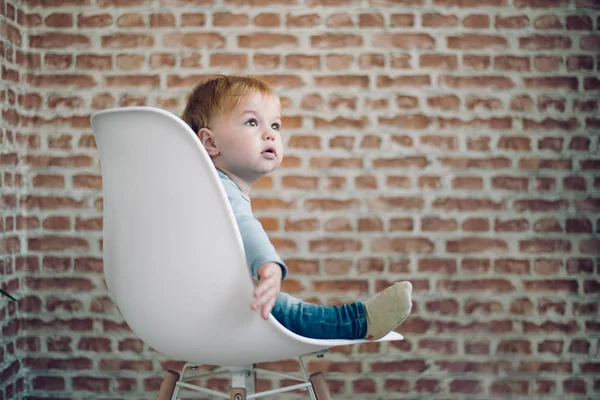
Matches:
[364,281,412,340]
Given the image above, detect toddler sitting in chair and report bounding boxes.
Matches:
[181,75,412,341]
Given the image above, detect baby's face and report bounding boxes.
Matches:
[210,91,283,184]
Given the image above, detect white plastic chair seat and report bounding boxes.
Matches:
[90,106,403,367]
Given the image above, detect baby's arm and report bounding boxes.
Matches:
[235,213,287,319]
[218,174,287,317]
[235,213,288,281]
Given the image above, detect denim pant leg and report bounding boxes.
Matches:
[271,292,367,340]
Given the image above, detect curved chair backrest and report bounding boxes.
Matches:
[91,107,396,366]
[92,106,267,362]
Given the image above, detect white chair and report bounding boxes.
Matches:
[90,106,403,400]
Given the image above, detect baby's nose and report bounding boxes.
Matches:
[263,130,275,140]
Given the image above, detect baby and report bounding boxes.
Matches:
[182,75,412,340]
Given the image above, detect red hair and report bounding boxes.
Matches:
[181,75,276,134]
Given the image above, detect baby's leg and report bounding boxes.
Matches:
[364,281,412,340]
[271,282,412,341]
[271,293,367,340]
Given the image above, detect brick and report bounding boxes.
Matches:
[425,299,459,315]
[32,376,64,390]
[569,339,590,353]
[25,277,94,291]
[25,73,96,88]
[28,236,88,252]
[538,339,563,354]
[438,360,512,374]
[209,53,246,69]
[357,258,384,273]
[23,357,93,370]
[491,380,529,396]
[286,13,320,27]
[385,379,410,392]
[326,54,353,70]
[45,53,73,69]
[106,75,158,87]
[115,378,137,392]
[150,12,175,27]
[371,360,426,373]
[372,238,433,253]
[464,14,489,28]
[391,13,414,26]
[47,336,72,352]
[99,359,152,371]
[72,376,109,392]
[213,12,248,27]
[102,34,154,48]
[536,380,556,394]
[312,280,367,293]
[254,13,280,27]
[466,341,490,355]
[353,379,376,393]
[118,339,143,353]
[326,13,353,28]
[415,379,440,393]
[423,13,459,28]
[464,300,503,314]
[563,379,586,394]
[42,216,70,230]
[523,320,579,334]
[438,279,514,292]
[446,237,508,253]
[22,154,93,170]
[359,13,384,27]
[45,13,73,27]
[309,360,360,373]
[450,379,482,393]
[30,33,89,48]
[181,13,205,26]
[497,339,531,354]
[116,13,145,27]
[18,296,42,313]
[78,13,112,27]
[419,339,457,354]
[239,33,297,48]
[309,238,361,253]
[77,54,112,70]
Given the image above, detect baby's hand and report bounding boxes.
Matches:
[252,263,282,320]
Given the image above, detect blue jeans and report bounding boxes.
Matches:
[271,292,368,340]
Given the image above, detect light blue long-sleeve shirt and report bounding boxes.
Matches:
[216,168,288,280]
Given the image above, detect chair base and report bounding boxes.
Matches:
[309,372,332,400]
[165,350,332,399]
[230,388,246,400]
[156,369,179,400]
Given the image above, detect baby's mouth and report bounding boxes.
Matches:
[262,147,276,157]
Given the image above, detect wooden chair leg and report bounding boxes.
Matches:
[156,369,180,400]
[230,387,246,400]
[309,372,332,400]
[252,363,257,394]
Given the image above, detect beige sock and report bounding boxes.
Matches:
[363,281,412,340]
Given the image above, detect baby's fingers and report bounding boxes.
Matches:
[261,298,276,320]
[252,282,279,311]
[254,278,274,299]
[252,285,272,309]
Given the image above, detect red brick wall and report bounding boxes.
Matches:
[2,0,600,398]
[1,0,27,398]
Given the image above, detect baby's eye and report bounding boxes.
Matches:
[245,118,258,127]
[271,123,280,131]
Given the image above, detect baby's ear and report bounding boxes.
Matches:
[197,128,219,156]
